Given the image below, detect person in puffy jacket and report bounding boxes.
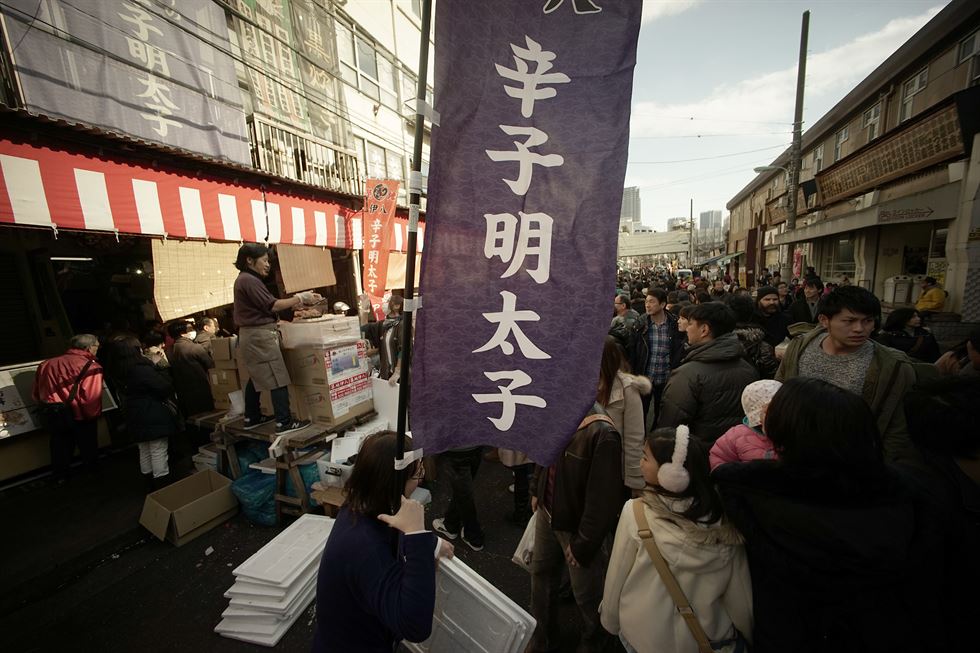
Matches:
[659,303,759,445]
[714,377,946,653]
[709,380,781,470]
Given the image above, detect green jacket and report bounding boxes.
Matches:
[776,328,936,465]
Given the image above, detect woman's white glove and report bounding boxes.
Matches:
[295,291,321,305]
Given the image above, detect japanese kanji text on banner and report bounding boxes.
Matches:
[411,1,642,464]
[361,179,400,317]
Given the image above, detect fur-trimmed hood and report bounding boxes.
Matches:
[611,371,652,403]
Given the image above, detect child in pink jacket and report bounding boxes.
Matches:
[709,380,782,470]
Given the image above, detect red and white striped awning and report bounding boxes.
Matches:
[0,138,423,251]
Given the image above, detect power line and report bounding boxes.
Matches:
[634,159,781,191]
[631,131,792,139]
[629,144,790,164]
[631,114,794,125]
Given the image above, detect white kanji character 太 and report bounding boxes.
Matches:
[473,291,550,359]
[472,370,547,431]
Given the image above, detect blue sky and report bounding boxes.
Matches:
[628,0,949,230]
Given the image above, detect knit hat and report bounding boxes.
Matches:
[742,379,783,428]
[756,286,779,301]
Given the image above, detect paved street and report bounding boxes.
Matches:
[0,447,598,652]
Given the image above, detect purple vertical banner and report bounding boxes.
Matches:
[411,0,642,465]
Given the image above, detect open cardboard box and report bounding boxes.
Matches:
[140,470,238,546]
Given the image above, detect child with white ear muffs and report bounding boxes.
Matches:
[600,426,754,653]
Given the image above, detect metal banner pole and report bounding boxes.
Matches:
[396,0,432,460]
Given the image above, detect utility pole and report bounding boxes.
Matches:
[689,198,694,267]
[783,10,809,278]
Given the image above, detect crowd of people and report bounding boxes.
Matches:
[31,257,979,653]
[316,265,978,653]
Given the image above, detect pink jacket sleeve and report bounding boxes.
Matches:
[709,427,743,471]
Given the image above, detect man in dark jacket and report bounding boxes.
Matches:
[629,288,686,424]
[754,286,791,347]
[169,321,214,428]
[788,278,823,326]
[529,406,625,653]
[194,317,218,357]
[32,334,104,482]
[659,302,759,444]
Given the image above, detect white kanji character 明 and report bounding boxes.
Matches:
[473,291,550,359]
[484,211,554,284]
[495,36,570,118]
[486,126,564,196]
[472,370,547,431]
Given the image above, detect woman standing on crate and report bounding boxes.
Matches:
[313,431,454,652]
[233,243,320,436]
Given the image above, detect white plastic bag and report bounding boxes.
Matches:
[511,510,538,572]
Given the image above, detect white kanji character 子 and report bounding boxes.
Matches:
[484,212,554,284]
[473,291,550,359]
[495,36,569,118]
[486,126,564,196]
[472,370,547,431]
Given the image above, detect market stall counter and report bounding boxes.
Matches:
[189,409,377,524]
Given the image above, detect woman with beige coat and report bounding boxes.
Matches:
[597,336,651,491]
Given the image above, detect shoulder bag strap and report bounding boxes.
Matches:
[578,414,615,430]
[66,359,96,404]
[632,500,715,653]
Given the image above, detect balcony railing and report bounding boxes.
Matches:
[247,115,362,197]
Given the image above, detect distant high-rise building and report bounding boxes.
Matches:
[667,217,688,231]
[699,210,722,231]
[620,186,641,231]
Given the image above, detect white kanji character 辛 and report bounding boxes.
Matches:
[472,370,547,431]
[484,212,553,284]
[473,291,550,359]
[495,36,570,118]
[486,126,564,196]
[119,2,164,41]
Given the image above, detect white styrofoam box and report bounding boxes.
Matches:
[279,316,361,349]
[232,514,333,587]
[215,617,293,647]
[192,455,217,473]
[225,578,289,600]
[330,433,368,463]
[371,376,402,429]
[197,444,220,460]
[248,458,278,475]
[221,606,284,624]
[226,570,316,615]
[317,458,352,488]
[405,557,536,653]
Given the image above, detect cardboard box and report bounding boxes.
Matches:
[292,379,373,428]
[209,369,242,387]
[139,470,238,546]
[279,316,361,349]
[283,341,368,387]
[214,357,239,370]
[212,336,238,361]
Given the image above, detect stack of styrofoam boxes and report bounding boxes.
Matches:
[280,317,374,429]
[192,444,221,473]
[215,514,334,647]
[314,417,388,488]
[405,557,536,653]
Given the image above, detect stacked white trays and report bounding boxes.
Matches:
[405,557,536,653]
[215,514,334,647]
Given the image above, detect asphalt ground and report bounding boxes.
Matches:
[0,446,616,652]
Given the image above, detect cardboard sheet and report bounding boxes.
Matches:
[151,239,239,321]
[277,243,336,293]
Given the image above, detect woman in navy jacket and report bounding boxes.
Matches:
[313,431,453,652]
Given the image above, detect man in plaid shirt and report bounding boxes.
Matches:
[628,288,685,427]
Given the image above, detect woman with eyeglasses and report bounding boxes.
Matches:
[313,431,453,652]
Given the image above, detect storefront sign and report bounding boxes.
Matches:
[361,179,400,319]
[411,1,642,464]
[0,0,250,164]
[817,103,963,205]
[879,207,935,223]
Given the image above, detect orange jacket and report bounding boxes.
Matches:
[915,286,946,312]
[32,349,104,421]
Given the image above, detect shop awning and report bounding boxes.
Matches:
[717,251,743,265]
[0,137,423,251]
